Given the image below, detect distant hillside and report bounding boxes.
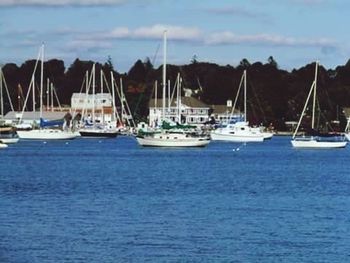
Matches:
[2,57,350,131]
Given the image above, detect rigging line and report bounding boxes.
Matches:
[143,41,161,117]
[231,71,245,117]
[19,46,42,123]
[111,77,124,125]
[152,43,161,66]
[80,66,94,124]
[101,70,112,94]
[1,68,15,112]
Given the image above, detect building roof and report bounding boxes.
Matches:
[149,96,209,108]
[4,111,68,120]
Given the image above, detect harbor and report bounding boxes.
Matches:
[2,0,350,261]
[1,136,349,262]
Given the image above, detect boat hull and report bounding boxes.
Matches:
[291,138,347,148]
[79,129,118,138]
[262,132,274,140]
[0,138,19,144]
[17,130,77,140]
[211,131,264,142]
[136,136,210,147]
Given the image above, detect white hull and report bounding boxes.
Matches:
[136,132,210,147]
[291,138,347,148]
[0,138,19,144]
[262,132,274,140]
[0,143,8,148]
[211,130,264,142]
[17,129,78,140]
[211,132,264,142]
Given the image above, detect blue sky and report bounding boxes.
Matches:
[0,0,349,72]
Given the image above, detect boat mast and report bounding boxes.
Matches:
[244,70,247,122]
[0,68,3,118]
[46,78,49,110]
[155,80,158,109]
[92,63,96,127]
[311,61,318,130]
[176,73,180,123]
[100,69,105,125]
[231,70,245,120]
[32,75,35,112]
[40,43,44,120]
[120,78,124,123]
[50,83,54,112]
[110,72,116,123]
[168,79,171,110]
[162,30,167,122]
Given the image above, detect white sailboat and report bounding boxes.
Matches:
[136,30,210,147]
[78,64,118,138]
[17,44,78,140]
[291,61,346,148]
[211,70,267,142]
[114,77,136,135]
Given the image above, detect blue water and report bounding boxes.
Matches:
[0,136,350,262]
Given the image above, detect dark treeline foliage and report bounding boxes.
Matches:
[2,56,350,131]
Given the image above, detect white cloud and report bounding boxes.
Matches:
[5,24,336,55]
[0,0,126,6]
[77,24,202,42]
[72,24,335,49]
[205,31,336,48]
[133,24,202,41]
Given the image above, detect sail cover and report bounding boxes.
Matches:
[40,118,64,128]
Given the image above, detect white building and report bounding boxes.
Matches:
[71,93,114,123]
[148,97,210,127]
[71,93,112,109]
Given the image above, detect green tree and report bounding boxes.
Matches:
[191,55,198,64]
[104,55,114,71]
[267,56,278,68]
[239,58,251,68]
[143,57,153,71]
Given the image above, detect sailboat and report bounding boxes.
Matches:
[0,67,19,144]
[78,64,118,138]
[291,61,347,148]
[16,44,78,140]
[114,77,136,135]
[136,31,210,147]
[211,70,268,142]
